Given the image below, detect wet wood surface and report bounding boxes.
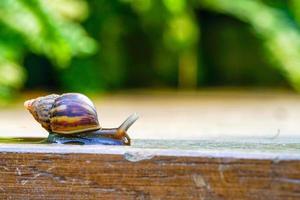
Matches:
[0,144,300,199]
[1,90,300,199]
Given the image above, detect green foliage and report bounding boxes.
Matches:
[200,0,300,90]
[2,0,300,97]
[0,0,96,98]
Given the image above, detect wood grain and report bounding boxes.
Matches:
[0,144,300,199]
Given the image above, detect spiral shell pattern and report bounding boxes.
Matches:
[49,93,101,134]
[25,94,59,132]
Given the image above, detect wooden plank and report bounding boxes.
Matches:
[0,144,300,199]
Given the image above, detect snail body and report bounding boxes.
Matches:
[24,93,138,145]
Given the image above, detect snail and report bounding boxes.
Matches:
[24,93,138,145]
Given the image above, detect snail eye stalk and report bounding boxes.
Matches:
[24,93,138,146]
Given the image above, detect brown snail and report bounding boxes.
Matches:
[24,93,138,145]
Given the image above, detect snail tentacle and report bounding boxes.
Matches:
[118,113,139,132]
[24,93,138,145]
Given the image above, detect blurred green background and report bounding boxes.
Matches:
[1,0,300,100]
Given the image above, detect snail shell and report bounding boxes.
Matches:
[24,93,101,134]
